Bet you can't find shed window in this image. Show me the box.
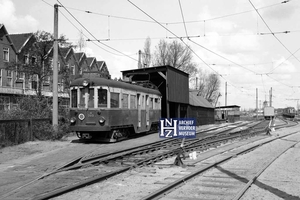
[110,92,119,108]
[98,88,107,108]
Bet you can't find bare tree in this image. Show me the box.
[142,37,151,68]
[76,30,86,52]
[196,69,221,105]
[152,39,198,76]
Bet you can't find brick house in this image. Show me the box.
[0,24,111,110]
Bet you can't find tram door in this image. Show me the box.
[146,95,149,127]
[137,93,141,128]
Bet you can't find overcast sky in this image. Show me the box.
[1,0,300,110]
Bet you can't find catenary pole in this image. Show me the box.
[53,4,59,131]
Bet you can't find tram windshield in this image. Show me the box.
[98,88,107,107]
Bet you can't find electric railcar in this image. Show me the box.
[282,107,296,118]
[69,75,161,142]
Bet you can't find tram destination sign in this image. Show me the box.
[159,118,196,138]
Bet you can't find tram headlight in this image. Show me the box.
[70,117,76,124]
[78,113,85,121]
[99,117,106,125]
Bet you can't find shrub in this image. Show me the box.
[0,96,70,142]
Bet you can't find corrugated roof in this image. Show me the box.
[189,90,214,108]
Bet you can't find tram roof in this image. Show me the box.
[70,77,161,95]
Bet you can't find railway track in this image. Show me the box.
[0,120,272,200]
[138,121,299,200]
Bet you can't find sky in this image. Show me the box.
[1,0,300,110]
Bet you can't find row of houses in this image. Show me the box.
[0,24,110,110]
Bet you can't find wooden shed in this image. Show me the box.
[215,105,240,123]
[122,65,189,118]
[188,90,215,125]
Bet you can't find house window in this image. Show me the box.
[70,65,75,75]
[58,80,64,92]
[24,54,29,64]
[31,56,36,64]
[3,47,9,62]
[0,96,10,110]
[30,75,38,90]
[6,70,12,87]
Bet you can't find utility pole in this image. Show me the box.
[53,4,59,131]
[138,50,142,69]
[269,87,272,107]
[256,88,258,119]
[225,82,227,106]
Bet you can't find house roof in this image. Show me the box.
[9,33,33,53]
[189,90,214,109]
[74,52,85,63]
[86,57,96,67]
[60,47,72,58]
[0,24,17,53]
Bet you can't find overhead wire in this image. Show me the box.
[127,0,251,95]
[249,0,300,64]
[178,0,188,38]
[41,0,130,57]
[57,0,138,62]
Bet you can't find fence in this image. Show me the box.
[0,118,51,147]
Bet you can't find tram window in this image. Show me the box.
[88,88,94,108]
[98,88,107,107]
[141,95,145,109]
[130,95,136,109]
[149,98,153,109]
[111,92,119,108]
[154,98,160,109]
[122,94,128,108]
[79,88,86,108]
[71,89,77,108]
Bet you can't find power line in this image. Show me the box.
[188,39,258,75]
[127,0,250,95]
[57,0,138,62]
[41,0,127,57]
[178,0,188,38]
[61,1,285,25]
[59,11,123,56]
[249,0,300,64]
[268,47,300,74]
